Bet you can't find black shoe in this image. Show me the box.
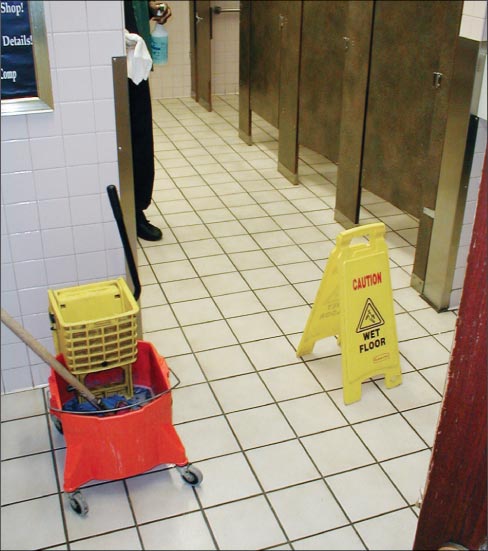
[137,213,162,241]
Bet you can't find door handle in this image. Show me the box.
[213,6,240,14]
[195,13,203,24]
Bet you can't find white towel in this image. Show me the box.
[125,30,153,85]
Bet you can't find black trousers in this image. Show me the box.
[128,78,154,214]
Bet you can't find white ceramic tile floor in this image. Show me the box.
[267,480,348,540]
[1,95,456,550]
[302,426,375,476]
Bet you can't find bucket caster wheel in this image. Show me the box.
[50,414,63,435]
[176,464,203,486]
[68,491,88,517]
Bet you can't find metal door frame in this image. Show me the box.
[111,56,142,337]
[193,0,212,111]
[189,1,197,100]
[239,0,252,144]
[419,38,484,310]
[277,2,303,184]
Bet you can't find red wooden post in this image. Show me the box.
[413,152,487,549]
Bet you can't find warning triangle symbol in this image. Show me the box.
[356,298,385,333]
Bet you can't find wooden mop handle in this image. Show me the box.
[1,308,103,411]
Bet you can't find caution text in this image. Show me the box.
[352,272,382,290]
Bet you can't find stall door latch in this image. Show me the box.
[433,71,443,88]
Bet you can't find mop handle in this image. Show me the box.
[1,308,103,411]
[106,185,141,302]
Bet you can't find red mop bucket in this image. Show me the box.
[49,340,201,515]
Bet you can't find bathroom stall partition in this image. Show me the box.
[335,1,466,311]
[353,1,463,219]
[298,1,347,165]
[239,0,482,312]
[240,0,463,224]
[239,0,347,180]
[248,0,283,129]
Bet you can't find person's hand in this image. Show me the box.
[149,1,172,24]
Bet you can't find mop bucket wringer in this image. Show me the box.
[48,277,139,401]
[44,186,202,517]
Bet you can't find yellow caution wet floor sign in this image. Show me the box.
[296,223,402,404]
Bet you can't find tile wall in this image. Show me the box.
[452,1,487,307]
[148,0,240,99]
[451,119,487,306]
[460,0,487,41]
[146,1,192,99]
[1,1,126,393]
[210,0,240,95]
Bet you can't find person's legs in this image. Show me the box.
[128,78,162,241]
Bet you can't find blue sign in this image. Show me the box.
[1,0,37,100]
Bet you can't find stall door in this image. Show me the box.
[299,1,347,163]
[250,1,285,127]
[361,0,462,218]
